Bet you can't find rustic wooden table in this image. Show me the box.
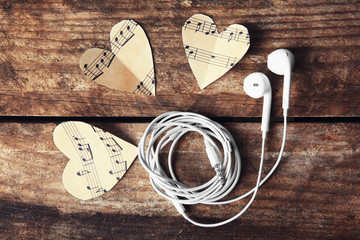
[0,0,359,239]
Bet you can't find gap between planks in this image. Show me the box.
[0,116,359,124]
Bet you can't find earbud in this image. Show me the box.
[244,72,272,134]
[267,49,295,115]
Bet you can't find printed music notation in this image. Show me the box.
[133,68,155,95]
[62,121,106,199]
[83,50,115,81]
[182,13,250,89]
[77,170,91,176]
[183,15,250,44]
[54,121,138,200]
[184,45,239,69]
[110,20,138,55]
[82,20,137,81]
[92,126,128,181]
[80,19,156,95]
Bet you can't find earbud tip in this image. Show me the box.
[244,72,268,99]
[267,49,295,75]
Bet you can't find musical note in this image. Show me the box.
[236,31,243,41]
[80,19,156,95]
[185,45,198,60]
[133,68,155,95]
[184,20,191,30]
[111,20,138,54]
[92,127,123,151]
[228,32,234,42]
[105,142,123,149]
[99,136,111,141]
[54,121,138,200]
[78,143,90,151]
[182,13,250,89]
[72,133,94,163]
[77,170,91,176]
[90,126,133,181]
[226,56,237,68]
[205,23,217,35]
[92,126,128,181]
[96,188,107,193]
[115,159,122,164]
[109,167,126,176]
[87,186,107,193]
[184,45,239,69]
[78,144,93,163]
[183,15,249,44]
[195,22,202,33]
[58,122,105,199]
[109,161,128,180]
[83,50,115,81]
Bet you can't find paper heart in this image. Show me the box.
[53,121,138,200]
[79,20,155,95]
[182,14,250,89]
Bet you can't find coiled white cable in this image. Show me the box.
[138,111,287,227]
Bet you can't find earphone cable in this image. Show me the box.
[138,111,287,227]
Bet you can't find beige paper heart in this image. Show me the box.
[53,121,138,200]
[79,20,155,95]
[182,14,250,89]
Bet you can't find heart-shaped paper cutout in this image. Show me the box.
[79,20,155,95]
[53,121,138,200]
[182,14,250,89]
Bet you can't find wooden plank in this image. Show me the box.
[0,1,359,117]
[0,121,358,238]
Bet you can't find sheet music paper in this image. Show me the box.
[53,121,138,200]
[79,20,155,95]
[182,14,250,89]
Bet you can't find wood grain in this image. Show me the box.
[0,0,359,239]
[0,121,358,238]
[0,0,359,117]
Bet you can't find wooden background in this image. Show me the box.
[0,0,359,239]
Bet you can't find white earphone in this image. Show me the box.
[138,49,295,228]
[267,49,295,116]
[244,49,295,129]
[244,72,272,135]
